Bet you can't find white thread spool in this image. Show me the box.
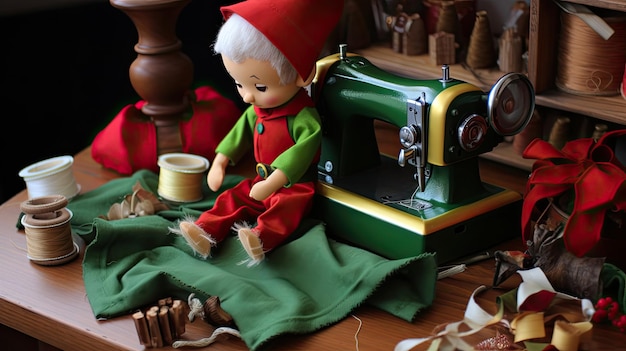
[19,155,80,200]
[158,153,209,203]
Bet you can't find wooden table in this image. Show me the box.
[1,128,622,350]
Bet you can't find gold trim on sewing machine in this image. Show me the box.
[316,180,521,235]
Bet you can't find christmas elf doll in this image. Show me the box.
[170,0,344,266]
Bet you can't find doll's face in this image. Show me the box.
[222,56,302,109]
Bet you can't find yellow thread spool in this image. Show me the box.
[20,195,78,266]
[157,153,210,203]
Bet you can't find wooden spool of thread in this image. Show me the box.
[466,10,497,69]
[157,153,209,203]
[513,108,542,155]
[556,13,626,96]
[435,1,459,43]
[20,195,78,266]
[548,116,571,150]
[18,155,80,200]
[498,27,523,73]
[592,123,609,141]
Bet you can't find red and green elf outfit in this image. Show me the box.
[194,89,320,250]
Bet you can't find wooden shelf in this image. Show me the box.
[535,89,626,124]
[356,43,507,91]
[483,142,534,171]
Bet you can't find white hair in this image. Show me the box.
[213,14,297,85]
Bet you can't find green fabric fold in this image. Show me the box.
[67,170,437,351]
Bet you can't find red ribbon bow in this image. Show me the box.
[521,129,626,257]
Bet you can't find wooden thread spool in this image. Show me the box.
[465,10,497,69]
[556,13,626,96]
[18,155,80,200]
[513,109,542,155]
[20,195,78,266]
[157,153,209,203]
[436,1,458,40]
[548,116,571,150]
[592,123,608,141]
[498,27,523,73]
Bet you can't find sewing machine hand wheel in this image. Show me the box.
[487,73,535,136]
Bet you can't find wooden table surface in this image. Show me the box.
[0,125,622,350]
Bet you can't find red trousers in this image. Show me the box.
[195,176,315,251]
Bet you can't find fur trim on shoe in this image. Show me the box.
[232,222,265,266]
[169,217,216,259]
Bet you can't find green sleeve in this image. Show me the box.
[215,106,256,165]
[272,106,322,186]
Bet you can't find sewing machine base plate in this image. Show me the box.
[313,181,522,265]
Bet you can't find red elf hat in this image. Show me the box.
[220,0,344,80]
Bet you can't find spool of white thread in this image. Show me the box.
[19,155,81,200]
[158,153,210,203]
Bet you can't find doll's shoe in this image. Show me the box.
[179,221,214,258]
[238,228,265,264]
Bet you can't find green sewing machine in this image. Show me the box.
[311,44,535,264]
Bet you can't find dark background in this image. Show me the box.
[0,0,244,203]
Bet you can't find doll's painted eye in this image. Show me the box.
[234,82,243,89]
[255,84,267,92]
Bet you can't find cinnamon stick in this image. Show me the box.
[132,311,151,346]
[146,307,163,348]
[159,306,173,345]
[171,299,186,337]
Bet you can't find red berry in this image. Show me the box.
[592,309,608,323]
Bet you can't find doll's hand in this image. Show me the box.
[249,169,288,201]
[207,153,230,191]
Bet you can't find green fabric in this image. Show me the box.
[66,170,438,351]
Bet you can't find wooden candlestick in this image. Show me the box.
[110,0,194,155]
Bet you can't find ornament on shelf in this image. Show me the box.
[402,13,427,55]
[429,32,456,65]
[386,3,426,55]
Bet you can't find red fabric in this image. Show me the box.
[91,86,241,175]
[521,130,626,257]
[518,290,557,312]
[220,0,344,80]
